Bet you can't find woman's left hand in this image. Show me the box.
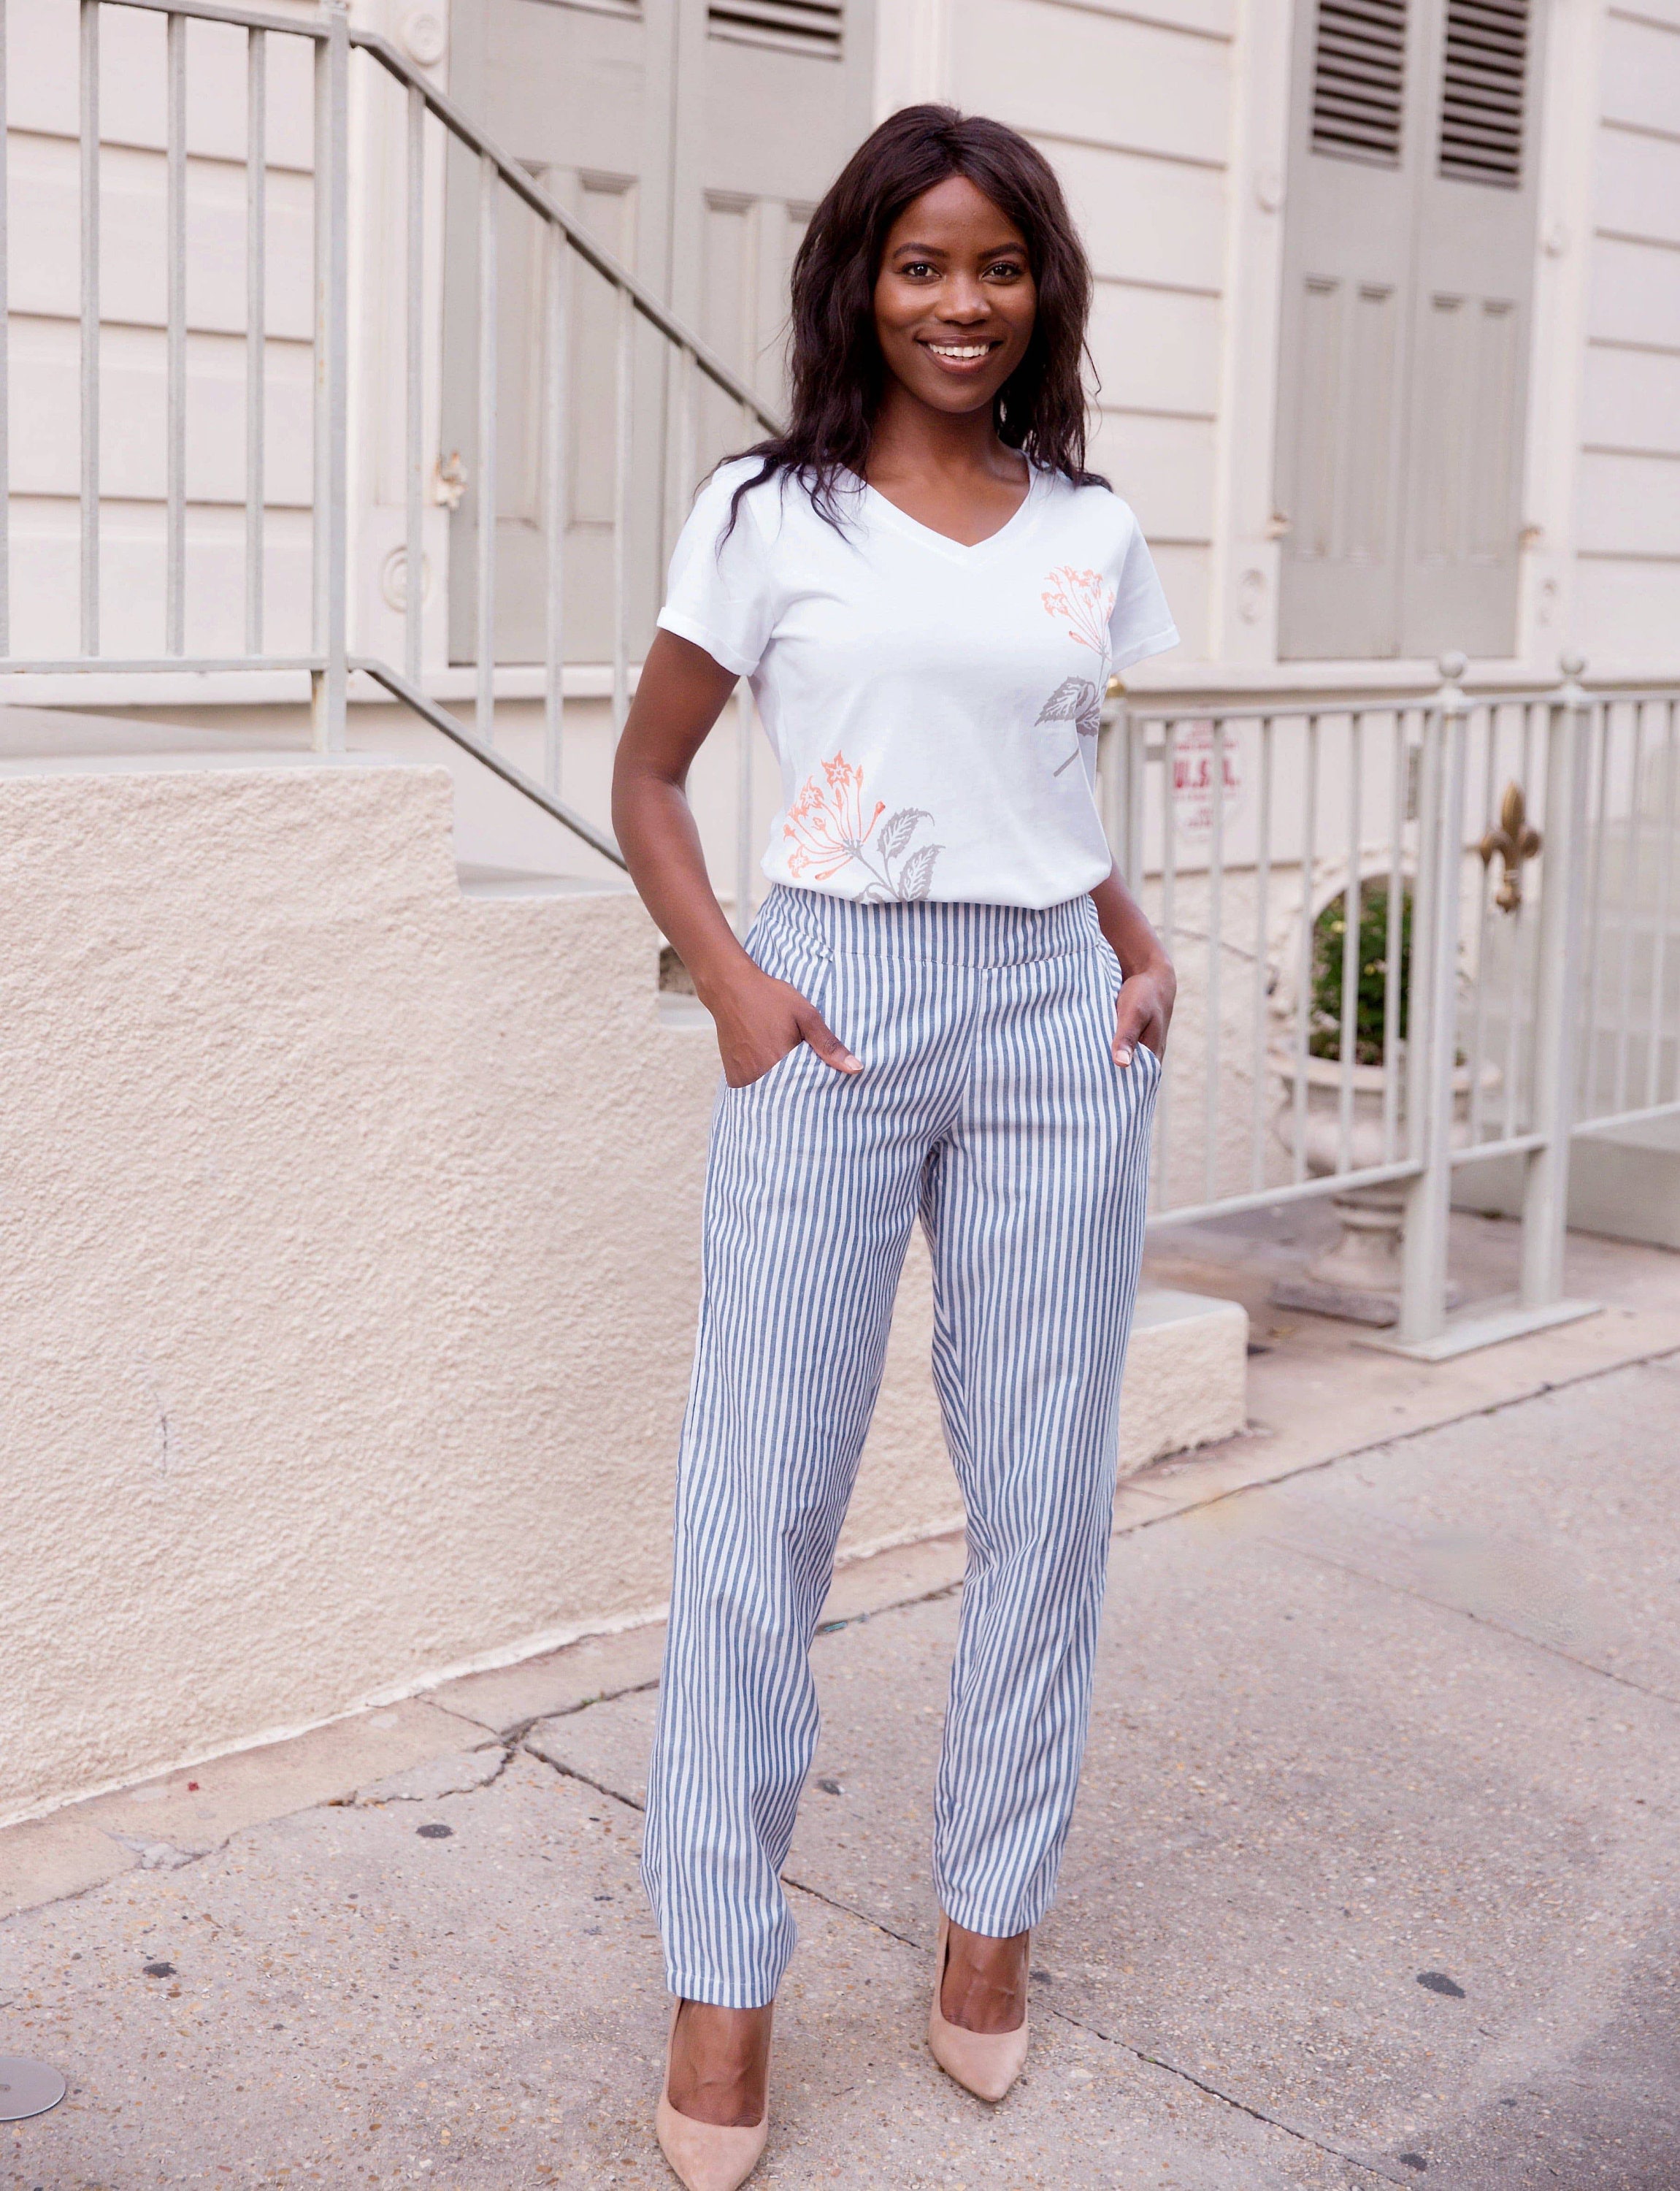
[1113,961,1174,1070]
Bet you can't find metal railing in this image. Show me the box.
[1106,657,1680,1355]
[0,0,780,870]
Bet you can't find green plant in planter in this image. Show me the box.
[1309,879,1412,1066]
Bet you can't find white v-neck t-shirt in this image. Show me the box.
[656,456,1178,909]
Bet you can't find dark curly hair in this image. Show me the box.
[725,104,1105,534]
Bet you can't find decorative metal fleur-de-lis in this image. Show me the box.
[1478,781,1541,914]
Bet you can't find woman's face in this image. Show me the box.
[872,175,1037,419]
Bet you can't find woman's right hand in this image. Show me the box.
[703,963,862,1087]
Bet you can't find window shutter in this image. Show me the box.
[1310,0,1408,167]
[1438,0,1528,186]
[707,1,843,56]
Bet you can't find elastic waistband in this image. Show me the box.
[756,884,1104,968]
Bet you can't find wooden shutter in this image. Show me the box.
[1276,0,1541,661]
[1399,0,1538,654]
[1276,0,1421,659]
[706,1,843,54]
[1311,0,1408,165]
[1438,0,1529,186]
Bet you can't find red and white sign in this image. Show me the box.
[1171,719,1244,841]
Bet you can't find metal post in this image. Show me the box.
[542,221,569,793]
[1392,655,1468,1349]
[1519,657,1592,1309]
[310,0,350,751]
[404,80,424,687]
[475,150,497,748]
[245,26,266,657]
[79,0,100,657]
[0,0,10,656]
[165,7,187,655]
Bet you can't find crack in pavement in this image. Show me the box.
[518,1740,1400,2183]
[1262,1535,1680,1711]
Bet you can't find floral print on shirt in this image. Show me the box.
[1037,565,1116,776]
[785,752,943,902]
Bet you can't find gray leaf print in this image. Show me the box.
[877,807,932,860]
[898,844,944,901]
[1035,676,1093,724]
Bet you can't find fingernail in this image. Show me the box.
[842,1053,861,1071]
[1115,1045,1132,1067]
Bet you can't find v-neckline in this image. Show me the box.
[853,464,1043,563]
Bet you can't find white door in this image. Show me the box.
[442,0,875,666]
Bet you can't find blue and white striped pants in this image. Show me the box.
[641,884,1158,2007]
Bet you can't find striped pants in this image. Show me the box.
[641,884,1158,2007]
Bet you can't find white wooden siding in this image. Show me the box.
[1576,1,1680,665]
[6,0,320,662]
[949,0,1232,655]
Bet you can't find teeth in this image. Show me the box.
[927,343,991,359]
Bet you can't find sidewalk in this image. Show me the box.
[5,1217,1679,2188]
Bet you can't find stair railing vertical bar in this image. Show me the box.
[1395,662,1469,1348]
[610,283,633,743]
[1249,713,1274,1192]
[310,0,348,750]
[1379,708,1407,1166]
[1518,656,1592,1314]
[0,0,9,656]
[165,8,187,654]
[1649,700,1679,1110]
[1291,713,1319,1185]
[1203,716,1225,1203]
[1579,693,1614,1120]
[1503,697,1539,1144]
[245,26,265,657]
[1466,697,1497,1144]
[1157,717,1178,1204]
[80,0,99,655]
[542,217,570,795]
[475,150,497,749]
[1613,696,1646,1117]
[1656,706,1680,1113]
[403,78,423,687]
[1337,709,1363,1175]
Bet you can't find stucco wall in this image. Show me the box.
[0,758,972,1826]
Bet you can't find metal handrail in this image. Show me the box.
[0,0,782,870]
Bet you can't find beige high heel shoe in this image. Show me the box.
[927,1913,1030,2103]
[655,2001,770,2191]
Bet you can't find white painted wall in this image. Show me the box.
[0,752,1238,1825]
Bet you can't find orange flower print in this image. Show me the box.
[1037,565,1116,776]
[784,752,943,901]
[1040,566,1116,656]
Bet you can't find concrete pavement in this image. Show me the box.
[4,1235,1679,2187]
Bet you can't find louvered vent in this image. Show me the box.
[707,2,843,56]
[1439,0,1527,186]
[1311,0,1408,167]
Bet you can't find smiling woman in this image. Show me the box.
[610,104,1180,2191]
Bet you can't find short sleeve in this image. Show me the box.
[656,462,780,678]
[1108,513,1179,673]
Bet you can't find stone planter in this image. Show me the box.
[1268,1051,1493,1324]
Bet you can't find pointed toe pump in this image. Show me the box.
[927,1913,1030,2103]
[655,2005,769,2191]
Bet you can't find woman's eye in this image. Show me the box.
[902,260,937,278]
[985,261,1026,281]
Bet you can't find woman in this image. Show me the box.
[612,104,1178,2191]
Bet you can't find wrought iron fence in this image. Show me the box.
[1106,661,1680,1355]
